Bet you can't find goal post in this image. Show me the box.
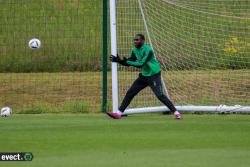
[110,0,250,114]
[110,0,119,112]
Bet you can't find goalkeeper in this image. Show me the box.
[107,34,182,119]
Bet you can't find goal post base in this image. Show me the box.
[123,105,250,115]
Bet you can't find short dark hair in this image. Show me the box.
[135,34,145,40]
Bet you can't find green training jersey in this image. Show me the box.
[126,44,161,77]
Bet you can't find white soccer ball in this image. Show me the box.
[1,107,12,117]
[28,38,41,49]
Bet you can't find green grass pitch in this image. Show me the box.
[1,114,250,167]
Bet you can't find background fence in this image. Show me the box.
[1,0,249,114]
[0,0,107,113]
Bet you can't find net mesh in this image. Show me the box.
[116,0,250,109]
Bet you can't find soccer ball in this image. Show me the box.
[28,38,41,49]
[0,107,12,117]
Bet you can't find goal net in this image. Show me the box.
[111,0,250,114]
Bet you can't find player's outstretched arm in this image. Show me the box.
[126,50,153,68]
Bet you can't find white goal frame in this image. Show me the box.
[110,0,250,115]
